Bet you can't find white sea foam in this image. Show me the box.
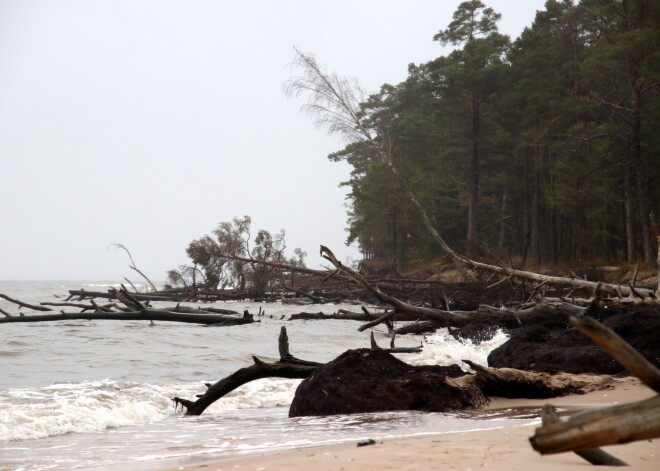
[0,281,517,470]
[0,377,301,442]
[406,328,510,370]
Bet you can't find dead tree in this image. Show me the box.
[319,246,594,330]
[110,243,158,292]
[0,288,254,326]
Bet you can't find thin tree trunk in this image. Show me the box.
[467,92,480,252]
[623,162,636,263]
[532,144,541,264]
[626,51,653,264]
[497,181,508,251]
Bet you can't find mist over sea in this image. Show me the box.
[0,281,529,471]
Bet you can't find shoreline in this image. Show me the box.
[159,378,658,471]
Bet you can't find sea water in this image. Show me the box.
[0,281,528,471]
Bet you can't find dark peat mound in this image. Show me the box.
[289,348,485,417]
[488,305,660,375]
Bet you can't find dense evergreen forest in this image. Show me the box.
[329,0,659,269]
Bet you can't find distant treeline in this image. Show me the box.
[330,0,659,267]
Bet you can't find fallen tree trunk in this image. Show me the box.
[289,311,372,321]
[1,287,254,326]
[455,255,656,300]
[67,290,177,302]
[540,404,627,466]
[395,320,440,335]
[530,394,660,453]
[162,305,240,315]
[0,309,254,326]
[463,360,613,399]
[320,246,596,331]
[173,327,321,415]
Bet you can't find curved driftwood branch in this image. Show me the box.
[110,243,158,292]
[173,327,320,416]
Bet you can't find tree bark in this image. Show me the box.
[540,404,627,466]
[530,394,660,454]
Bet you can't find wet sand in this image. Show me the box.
[162,378,659,471]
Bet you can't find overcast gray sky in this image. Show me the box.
[0,0,547,281]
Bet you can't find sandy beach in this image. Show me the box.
[162,378,658,471]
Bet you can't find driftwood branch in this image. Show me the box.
[530,394,660,454]
[568,316,660,393]
[67,289,177,303]
[0,309,254,326]
[173,327,320,416]
[540,404,627,466]
[0,293,52,312]
[369,331,422,353]
[456,254,656,299]
[110,243,158,292]
[317,248,596,331]
[530,315,660,456]
[463,360,612,399]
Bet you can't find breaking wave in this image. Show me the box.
[0,377,301,442]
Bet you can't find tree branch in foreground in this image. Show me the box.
[530,316,660,455]
[540,404,627,466]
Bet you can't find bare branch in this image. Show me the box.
[109,244,158,292]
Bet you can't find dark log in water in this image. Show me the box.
[0,309,254,326]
